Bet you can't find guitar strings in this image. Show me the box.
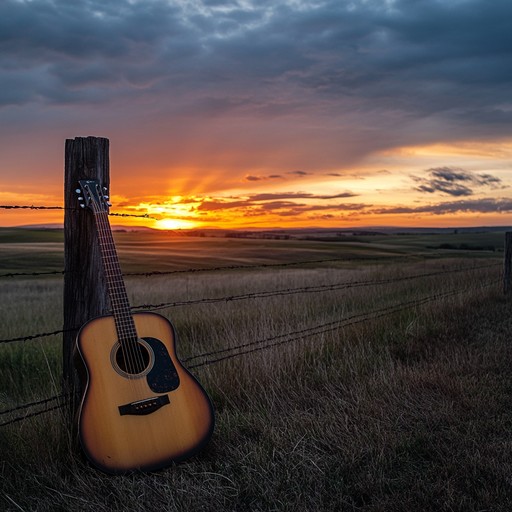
[96,208,143,379]
[97,209,144,377]
[90,193,131,374]
[90,184,146,382]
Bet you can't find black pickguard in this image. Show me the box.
[143,336,180,393]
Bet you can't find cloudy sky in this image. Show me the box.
[1,0,512,228]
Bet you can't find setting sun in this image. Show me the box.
[155,218,199,230]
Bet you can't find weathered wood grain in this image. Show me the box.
[63,136,110,395]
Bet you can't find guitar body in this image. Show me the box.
[76,311,214,474]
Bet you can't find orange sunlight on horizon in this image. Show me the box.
[118,137,512,230]
[2,138,512,230]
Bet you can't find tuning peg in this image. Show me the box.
[80,204,86,209]
[75,188,81,194]
[78,196,84,201]
[107,202,112,207]
[103,195,109,200]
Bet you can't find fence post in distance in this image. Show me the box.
[63,136,111,406]
[504,232,512,295]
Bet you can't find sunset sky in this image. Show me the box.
[1,0,512,229]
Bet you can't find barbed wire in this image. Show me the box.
[0,328,74,345]
[132,262,500,312]
[0,402,66,428]
[124,258,348,277]
[0,257,388,280]
[0,394,63,417]
[0,277,498,427]
[0,394,68,428]
[0,205,64,210]
[0,270,65,278]
[130,260,501,278]
[0,257,353,279]
[109,212,155,219]
[0,255,501,280]
[0,204,155,219]
[0,263,500,345]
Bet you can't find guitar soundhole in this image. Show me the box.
[111,339,154,377]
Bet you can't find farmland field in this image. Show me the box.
[0,227,505,273]
[1,227,511,511]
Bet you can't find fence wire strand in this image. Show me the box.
[0,257,388,279]
[0,204,155,219]
[0,245,501,281]
[0,402,66,428]
[0,394,64,417]
[0,328,74,345]
[133,262,500,312]
[0,270,65,278]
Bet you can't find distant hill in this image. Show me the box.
[181,225,512,240]
[9,223,512,238]
[16,223,64,230]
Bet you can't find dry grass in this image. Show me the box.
[1,241,510,511]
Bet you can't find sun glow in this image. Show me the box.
[155,218,199,230]
[130,198,202,230]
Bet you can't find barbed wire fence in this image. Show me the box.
[0,275,501,428]
[0,239,502,427]
[0,173,508,430]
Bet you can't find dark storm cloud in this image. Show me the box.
[2,1,509,110]
[301,0,512,122]
[0,0,199,105]
[1,0,512,165]
[413,167,503,197]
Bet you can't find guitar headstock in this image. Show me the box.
[76,179,112,213]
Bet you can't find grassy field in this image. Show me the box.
[1,228,511,511]
[0,227,506,273]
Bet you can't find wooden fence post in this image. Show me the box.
[504,232,512,295]
[63,136,110,400]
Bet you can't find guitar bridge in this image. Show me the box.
[118,394,170,416]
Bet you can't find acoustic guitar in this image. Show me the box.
[74,179,214,474]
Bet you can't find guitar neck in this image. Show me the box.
[93,210,137,342]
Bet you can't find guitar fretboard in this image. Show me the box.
[93,210,137,345]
